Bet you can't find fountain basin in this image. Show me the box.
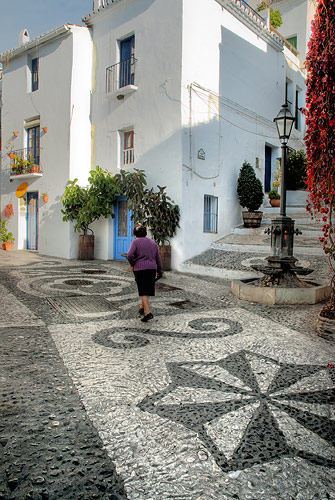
[231,278,331,305]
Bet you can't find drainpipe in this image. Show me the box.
[188,83,193,172]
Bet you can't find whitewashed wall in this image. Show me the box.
[178,0,289,262]
[88,0,184,262]
[1,26,92,258]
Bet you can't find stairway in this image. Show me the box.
[180,205,329,282]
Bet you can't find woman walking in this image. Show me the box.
[127,224,162,322]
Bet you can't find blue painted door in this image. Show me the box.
[27,192,38,250]
[120,36,135,87]
[114,196,134,260]
[265,146,272,192]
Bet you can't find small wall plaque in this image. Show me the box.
[197,148,206,160]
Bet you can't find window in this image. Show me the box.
[120,36,135,88]
[286,35,297,50]
[295,89,302,130]
[122,130,134,165]
[285,79,294,113]
[32,58,39,92]
[27,125,40,164]
[203,195,218,233]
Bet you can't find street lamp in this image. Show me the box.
[258,104,307,284]
[273,104,295,217]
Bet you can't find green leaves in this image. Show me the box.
[0,219,15,242]
[61,167,180,244]
[305,0,335,309]
[237,161,264,212]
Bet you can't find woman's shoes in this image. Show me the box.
[141,312,153,322]
[139,307,145,315]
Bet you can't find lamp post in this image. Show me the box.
[262,104,305,282]
[273,103,295,217]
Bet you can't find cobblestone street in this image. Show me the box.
[0,251,334,500]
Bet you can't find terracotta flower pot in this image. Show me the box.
[43,195,48,203]
[270,199,280,207]
[3,241,14,251]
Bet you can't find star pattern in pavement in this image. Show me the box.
[138,350,335,472]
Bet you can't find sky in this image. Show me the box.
[0,0,93,55]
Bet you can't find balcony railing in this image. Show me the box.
[237,0,265,24]
[270,26,299,57]
[123,147,135,166]
[106,56,137,95]
[9,149,43,177]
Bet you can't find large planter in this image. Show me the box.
[270,199,280,208]
[78,235,94,260]
[242,211,263,228]
[316,311,335,341]
[2,242,14,251]
[158,245,171,271]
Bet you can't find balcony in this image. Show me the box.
[238,0,265,24]
[106,56,138,98]
[9,149,43,179]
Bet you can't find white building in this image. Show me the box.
[0,25,92,258]
[85,0,307,266]
[0,0,309,267]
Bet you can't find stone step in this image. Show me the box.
[214,231,324,254]
[232,224,323,238]
[263,206,307,214]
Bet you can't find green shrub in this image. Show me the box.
[286,150,307,190]
[257,2,283,28]
[268,189,280,200]
[237,161,264,212]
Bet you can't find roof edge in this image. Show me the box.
[217,0,284,52]
[82,0,124,24]
[0,24,74,63]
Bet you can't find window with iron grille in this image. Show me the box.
[123,130,134,166]
[295,89,302,130]
[203,195,218,233]
[32,58,39,92]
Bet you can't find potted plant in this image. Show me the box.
[268,189,280,207]
[42,192,48,203]
[11,154,25,175]
[61,171,116,260]
[113,169,180,270]
[237,161,264,228]
[0,219,15,251]
[144,185,180,270]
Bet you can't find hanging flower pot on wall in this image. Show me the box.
[42,193,48,203]
[4,204,14,218]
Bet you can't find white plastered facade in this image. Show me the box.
[0,0,307,267]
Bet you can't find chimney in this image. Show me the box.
[18,29,30,45]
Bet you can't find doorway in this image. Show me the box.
[265,146,272,192]
[27,192,38,250]
[114,196,134,260]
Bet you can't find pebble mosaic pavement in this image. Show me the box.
[0,252,334,500]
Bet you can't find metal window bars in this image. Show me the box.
[106,56,137,94]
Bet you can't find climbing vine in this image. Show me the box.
[304,0,335,316]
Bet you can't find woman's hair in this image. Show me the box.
[133,225,147,237]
